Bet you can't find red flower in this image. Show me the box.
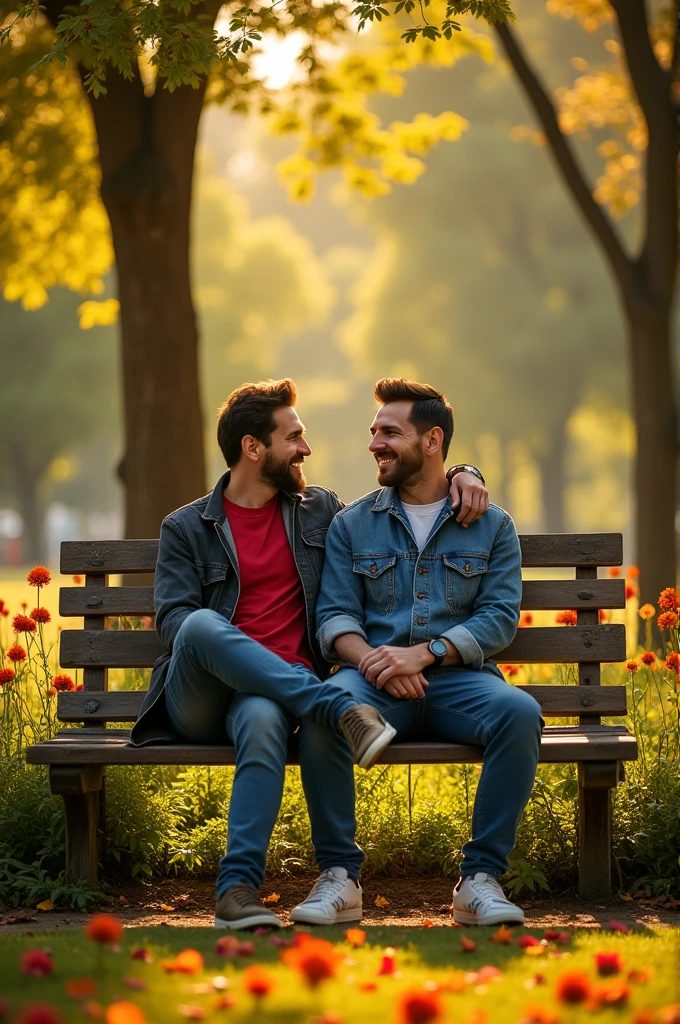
[627,565,640,578]
[7,644,27,662]
[31,607,51,624]
[13,614,37,634]
[377,947,398,973]
[555,970,591,1004]
[595,951,624,976]
[52,675,76,692]
[130,949,153,964]
[48,687,57,696]
[73,575,83,584]
[665,652,680,670]
[555,610,577,625]
[398,988,443,1024]
[658,587,679,611]
[640,652,656,666]
[500,664,519,677]
[544,929,570,944]
[625,583,639,600]
[16,1005,63,1024]
[0,667,16,685]
[658,611,679,630]
[21,950,54,977]
[607,921,629,933]
[282,935,341,988]
[85,914,123,946]
[76,682,84,690]
[607,567,621,577]
[590,978,631,1007]
[598,609,608,623]
[519,1008,559,1024]
[242,965,274,999]
[66,979,97,1000]
[519,612,533,627]
[517,935,541,948]
[626,660,639,674]
[27,566,51,588]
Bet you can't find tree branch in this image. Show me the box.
[494,21,633,296]
[609,0,670,128]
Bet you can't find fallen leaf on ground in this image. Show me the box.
[491,926,512,944]
[374,895,390,908]
[160,904,175,912]
[262,893,280,904]
[345,928,366,948]
[36,900,54,912]
[421,919,434,928]
[460,935,477,952]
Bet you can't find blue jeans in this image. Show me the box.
[335,666,543,879]
[164,609,363,895]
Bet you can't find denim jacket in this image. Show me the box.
[130,471,341,746]
[315,488,521,674]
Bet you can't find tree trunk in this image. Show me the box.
[12,455,45,565]
[86,74,207,538]
[536,418,568,534]
[627,301,677,605]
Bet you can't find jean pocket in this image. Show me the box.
[444,554,488,613]
[352,554,397,614]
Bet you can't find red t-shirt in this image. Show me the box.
[223,493,314,671]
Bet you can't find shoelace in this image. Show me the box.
[473,876,510,906]
[305,871,347,905]
[228,883,262,908]
[341,707,377,746]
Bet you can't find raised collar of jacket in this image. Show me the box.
[200,470,304,522]
[371,486,454,513]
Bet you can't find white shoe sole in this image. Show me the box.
[453,907,525,926]
[357,722,397,769]
[214,912,283,929]
[290,906,363,925]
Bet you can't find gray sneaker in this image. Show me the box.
[340,704,396,769]
[214,883,283,930]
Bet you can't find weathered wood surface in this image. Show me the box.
[58,579,626,619]
[578,763,613,897]
[60,533,623,575]
[56,684,629,723]
[27,727,638,766]
[59,623,627,669]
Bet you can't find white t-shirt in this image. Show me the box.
[401,498,448,550]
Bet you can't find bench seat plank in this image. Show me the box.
[27,727,638,766]
[56,685,629,722]
[58,623,626,668]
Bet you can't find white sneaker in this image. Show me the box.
[453,872,525,926]
[290,868,363,925]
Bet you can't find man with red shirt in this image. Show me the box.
[131,379,488,929]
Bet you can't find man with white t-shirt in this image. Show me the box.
[316,377,544,925]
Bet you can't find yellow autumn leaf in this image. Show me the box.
[262,893,280,904]
[160,904,175,912]
[36,899,54,911]
[77,298,120,330]
[374,895,390,908]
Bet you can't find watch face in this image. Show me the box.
[430,639,448,658]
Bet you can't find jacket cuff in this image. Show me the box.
[441,624,484,670]
[317,614,368,661]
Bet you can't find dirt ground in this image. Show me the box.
[1,877,678,933]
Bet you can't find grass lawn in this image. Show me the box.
[0,921,676,1023]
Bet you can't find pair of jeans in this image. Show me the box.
[335,666,543,878]
[163,609,363,895]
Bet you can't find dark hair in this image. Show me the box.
[217,378,298,467]
[374,377,454,460]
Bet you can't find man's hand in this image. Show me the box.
[383,673,429,699]
[449,471,489,528]
[359,643,432,688]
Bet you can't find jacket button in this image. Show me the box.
[465,562,471,572]
[416,617,425,625]
[370,564,378,573]
[416,593,425,599]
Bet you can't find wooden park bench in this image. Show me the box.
[27,533,637,899]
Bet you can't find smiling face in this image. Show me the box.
[259,405,311,493]
[368,401,428,488]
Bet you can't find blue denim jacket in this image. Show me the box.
[315,488,521,673]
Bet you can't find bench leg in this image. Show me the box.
[578,762,617,898]
[50,766,104,884]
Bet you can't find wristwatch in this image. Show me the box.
[428,638,449,668]
[447,464,486,486]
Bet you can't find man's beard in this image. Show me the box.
[375,443,424,489]
[261,450,307,494]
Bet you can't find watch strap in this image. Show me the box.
[447,464,486,486]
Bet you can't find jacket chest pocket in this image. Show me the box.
[444,555,488,614]
[352,555,397,615]
[197,563,229,610]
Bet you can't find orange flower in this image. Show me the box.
[519,1007,559,1024]
[594,951,624,976]
[21,950,54,977]
[66,979,97,1000]
[627,968,654,983]
[607,567,621,577]
[7,644,26,662]
[85,914,123,947]
[162,949,204,975]
[665,652,680,670]
[625,583,639,600]
[519,612,533,627]
[27,566,51,588]
[500,664,519,677]
[243,965,274,999]
[345,927,366,947]
[213,995,236,1011]
[626,660,639,674]
[490,925,512,944]
[358,981,378,992]
[639,604,655,620]
[31,607,51,624]
[555,970,591,1004]
[555,610,577,625]
[282,935,342,988]
[16,1005,63,1024]
[0,667,16,685]
[590,978,631,1007]
[215,936,239,959]
[659,1005,680,1024]
[658,611,678,630]
[640,652,656,666]
[658,588,679,611]
[398,988,444,1024]
[52,675,76,692]
[627,565,640,578]
[105,1002,146,1024]
[598,609,608,623]
[13,614,36,634]
[48,687,57,696]
[73,575,83,584]
[460,935,477,952]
